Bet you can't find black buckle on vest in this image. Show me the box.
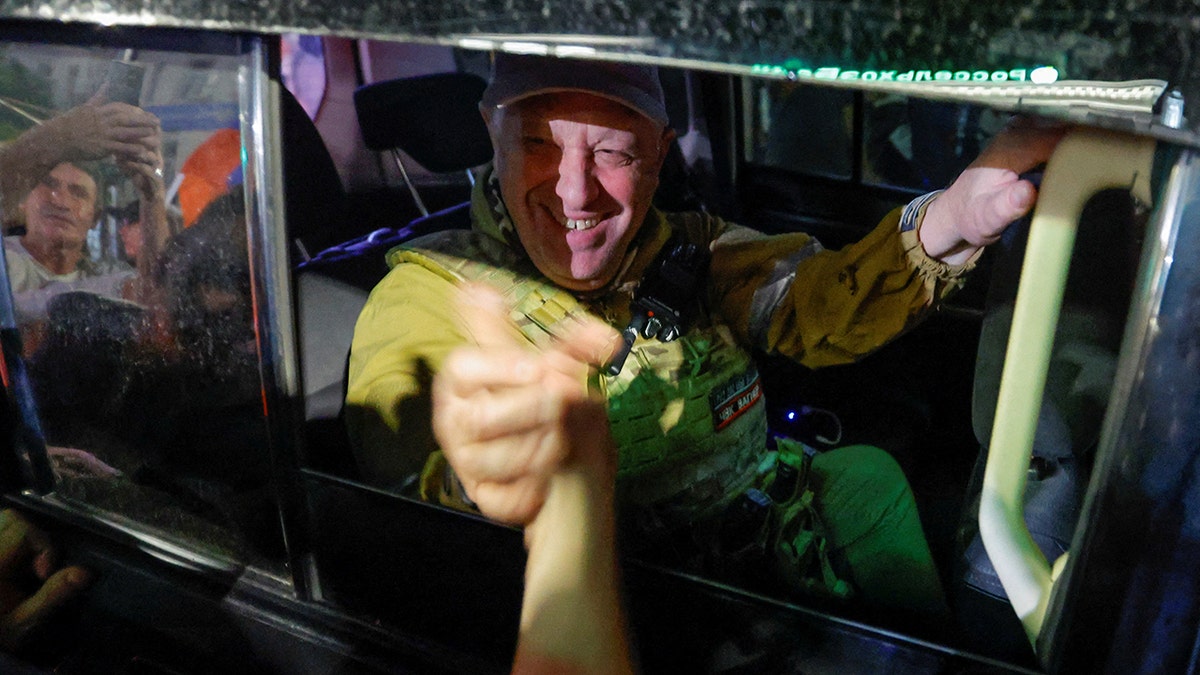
[606,237,710,376]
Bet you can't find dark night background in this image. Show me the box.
[0,0,1197,126]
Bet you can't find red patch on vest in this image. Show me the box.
[710,371,762,431]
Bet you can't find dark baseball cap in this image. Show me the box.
[480,53,669,128]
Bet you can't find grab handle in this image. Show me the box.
[979,128,1156,645]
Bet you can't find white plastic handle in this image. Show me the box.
[979,127,1156,646]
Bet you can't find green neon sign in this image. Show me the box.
[751,64,1061,85]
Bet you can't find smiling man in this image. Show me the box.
[486,88,670,292]
[345,53,1063,625]
[21,164,97,266]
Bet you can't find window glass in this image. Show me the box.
[861,93,1009,192]
[743,78,1010,193]
[743,79,855,180]
[0,38,283,573]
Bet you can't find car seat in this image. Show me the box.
[352,71,492,224]
[296,72,492,478]
[281,86,350,266]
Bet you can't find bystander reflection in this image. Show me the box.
[0,93,167,325]
[0,92,273,560]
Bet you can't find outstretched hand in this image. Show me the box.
[920,117,1069,264]
[0,509,91,652]
[433,287,633,674]
[431,284,621,527]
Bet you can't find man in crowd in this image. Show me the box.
[0,97,166,323]
[346,54,1063,621]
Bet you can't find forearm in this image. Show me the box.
[515,464,631,675]
[716,207,975,368]
[0,124,70,217]
[130,180,169,302]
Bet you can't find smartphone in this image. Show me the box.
[104,60,145,106]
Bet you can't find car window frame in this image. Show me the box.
[2,16,1198,674]
[0,21,304,590]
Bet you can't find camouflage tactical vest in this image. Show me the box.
[393,229,768,532]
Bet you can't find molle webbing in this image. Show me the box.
[389,235,591,351]
[394,232,767,523]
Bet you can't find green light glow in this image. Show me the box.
[750,64,1061,85]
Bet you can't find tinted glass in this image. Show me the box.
[744,79,855,180]
[861,93,1007,192]
[743,78,1009,193]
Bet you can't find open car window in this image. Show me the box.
[296,43,997,647]
[0,34,288,578]
[289,38,1181,668]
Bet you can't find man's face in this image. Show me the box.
[20,162,98,251]
[487,92,671,292]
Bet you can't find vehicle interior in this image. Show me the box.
[295,40,1138,663]
[0,18,1194,675]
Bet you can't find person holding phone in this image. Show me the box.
[0,82,167,323]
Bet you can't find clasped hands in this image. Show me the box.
[431,285,622,531]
